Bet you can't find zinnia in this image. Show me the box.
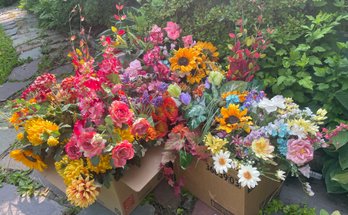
[112,140,134,168]
[286,139,314,165]
[109,100,134,127]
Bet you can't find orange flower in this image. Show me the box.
[161,97,178,122]
[146,127,157,141]
[215,104,252,133]
[155,120,169,138]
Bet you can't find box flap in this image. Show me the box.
[120,147,163,192]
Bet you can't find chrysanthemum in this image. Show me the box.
[55,157,89,185]
[215,104,252,133]
[204,133,228,154]
[170,48,200,73]
[66,175,99,208]
[212,150,232,174]
[9,112,21,130]
[10,149,47,172]
[186,69,207,85]
[251,137,274,160]
[24,118,59,146]
[237,165,261,189]
[288,118,319,136]
[87,155,112,174]
[194,41,219,62]
[17,133,24,141]
[47,136,59,146]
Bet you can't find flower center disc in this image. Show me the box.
[227,116,240,124]
[243,171,252,180]
[178,57,189,66]
[219,158,226,166]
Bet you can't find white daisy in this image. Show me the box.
[212,150,232,174]
[276,170,286,181]
[237,165,261,189]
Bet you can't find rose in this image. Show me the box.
[167,83,181,98]
[286,139,313,165]
[78,133,106,158]
[182,35,193,47]
[164,21,181,40]
[208,71,224,86]
[112,140,134,168]
[132,118,151,136]
[109,100,134,127]
[65,136,82,160]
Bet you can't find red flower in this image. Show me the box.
[109,100,134,127]
[161,97,178,122]
[131,118,151,137]
[155,120,169,138]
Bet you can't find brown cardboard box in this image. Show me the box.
[41,147,164,215]
[176,159,281,215]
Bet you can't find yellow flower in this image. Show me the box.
[216,104,252,133]
[9,112,21,130]
[194,41,219,61]
[55,156,89,185]
[10,149,47,172]
[204,133,228,154]
[17,133,24,141]
[313,108,327,124]
[66,175,99,208]
[186,69,207,85]
[87,155,112,174]
[24,118,59,146]
[47,136,59,146]
[288,118,319,136]
[251,137,274,160]
[170,48,200,73]
[114,128,134,143]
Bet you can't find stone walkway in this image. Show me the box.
[0,6,73,102]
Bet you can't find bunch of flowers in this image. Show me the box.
[6,5,328,209]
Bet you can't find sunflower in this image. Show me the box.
[10,149,47,172]
[24,118,59,146]
[170,48,200,73]
[87,154,112,174]
[215,104,252,133]
[186,69,207,85]
[194,41,219,62]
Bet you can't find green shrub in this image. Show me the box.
[0,26,19,84]
[0,0,18,7]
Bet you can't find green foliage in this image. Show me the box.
[0,0,17,6]
[258,7,348,126]
[0,168,42,197]
[0,26,19,84]
[323,128,348,194]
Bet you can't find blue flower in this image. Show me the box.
[180,92,191,105]
[277,138,288,156]
[226,95,240,107]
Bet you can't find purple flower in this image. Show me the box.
[152,96,163,107]
[158,82,168,92]
[141,91,151,105]
[204,79,211,89]
[180,92,191,105]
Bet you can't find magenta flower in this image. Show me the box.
[149,25,164,45]
[65,136,82,160]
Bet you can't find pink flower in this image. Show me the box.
[143,46,161,66]
[149,25,164,45]
[132,118,151,136]
[182,35,193,47]
[78,132,106,158]
[112,140,134,168]
[164,22,181,40]
[286,139,314,166]
[65,136,82,160]
[109,100,134,127]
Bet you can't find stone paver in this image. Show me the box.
[78,202,155,215]
[49,64,73,76]
[12,31,39,47]
[192,200,220,215]
[4,27,17,36]
[0,81,30,102]
[0,127,17,154]
[153,180,180,209]
[19,47,42,60]
[0,184,65,215]
[8,60,39,81]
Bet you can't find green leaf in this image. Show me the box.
[331,210,342,215]
[219,81,248,94]
[91,156,100,166]
[296,53,309,68]
[332,171,348,184]
[317,83,329,91]
[331,130,348,149]
[312,46,326,53]
[313,67,327,77]
[298,76,314,90]
[179,150,193,170]
[335,90,348,111]
[339,144,348,169]
[324,161,347,193]
[337,42,348,49]
[295,44,310,52]
[309,56,322,65]
[276,76,287,86]
[320,209,330,215]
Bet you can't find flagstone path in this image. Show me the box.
[0,4,348,215]
[0,6,73,102]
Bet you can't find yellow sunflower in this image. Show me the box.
[170,48,200,73]
[215,104,252,133]
[194,41,219,62]
[87,154,112,174]
[24,118,59,146]
[186,69,207,85]
[10,149,47,172]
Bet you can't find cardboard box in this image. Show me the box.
[41,146,163,215]
[176,159,281,215]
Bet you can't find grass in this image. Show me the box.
[0,26,19,84]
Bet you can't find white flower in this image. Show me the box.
[212,150,232,174]
[276,170,286,181]
[271,95,286,109]
[237,165,261,189]
[258,96,286,113]
[289,125,306,139]
[304,182,315,196]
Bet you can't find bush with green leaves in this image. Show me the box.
[0,0,18,7]
[0,26,19,84]
[257,6,348,126]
